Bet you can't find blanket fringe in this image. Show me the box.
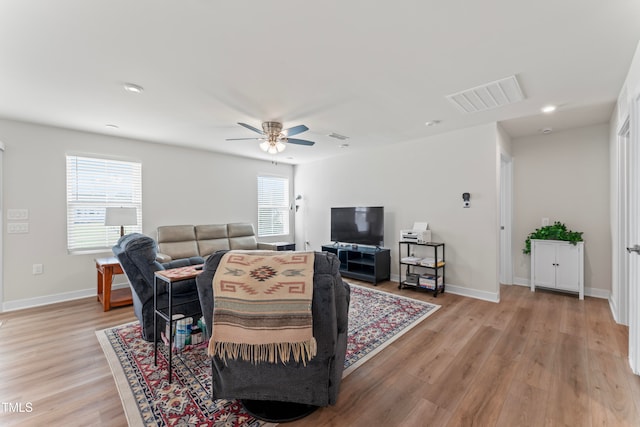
[209,337,318,366]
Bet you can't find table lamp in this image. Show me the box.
[105,207,137,237]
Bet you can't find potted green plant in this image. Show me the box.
[523,221,583,254]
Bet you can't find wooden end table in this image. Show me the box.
[95,257,133,311]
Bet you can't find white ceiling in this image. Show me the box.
[1,1,639,164]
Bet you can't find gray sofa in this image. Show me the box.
[156,223,277,263]
[113,233,203,341]
[196,250,351,407]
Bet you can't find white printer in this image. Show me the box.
[400,222,432,244]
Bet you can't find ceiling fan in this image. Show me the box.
[226,121,315,154]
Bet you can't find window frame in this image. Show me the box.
[66,155,142,254]
[257,175,290,238]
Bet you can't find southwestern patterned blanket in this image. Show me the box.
[209,251,317,365]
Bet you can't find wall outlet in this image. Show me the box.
[32,264,43,275]
[542,218,549,227]
[8,223,29,233]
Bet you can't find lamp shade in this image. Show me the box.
[105,207,137,226]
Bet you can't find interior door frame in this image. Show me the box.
[499,152,514,285]
[614,118,630,325]
[629,94,640,375]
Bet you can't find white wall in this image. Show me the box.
[512,124,611,295]
[0,118,293,308]
[294,123,501,301]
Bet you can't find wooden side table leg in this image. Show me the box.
[103,266,113,312]
[97,269,103,301]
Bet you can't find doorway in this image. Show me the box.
[500,153,513,286]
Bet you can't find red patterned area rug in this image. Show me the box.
[96,284,440,427]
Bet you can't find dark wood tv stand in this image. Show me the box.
[321,244,391,285]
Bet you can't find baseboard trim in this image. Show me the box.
[444,284,500,303]
[609,297,620,324]
[585,287,610,300]
[511,276,609,300]
[390,274,499,303]
[513,276,530,286]
[2,283,129,312]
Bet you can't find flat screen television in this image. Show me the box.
[331,206,384,247]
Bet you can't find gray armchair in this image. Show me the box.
[112,233,203,341]
[196,250,350,413]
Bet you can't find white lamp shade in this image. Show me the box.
[105,207,137,226]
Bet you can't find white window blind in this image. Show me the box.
[257,175,289,237]
[66,155,142,253]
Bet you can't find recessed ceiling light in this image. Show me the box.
[541,127,553,134]
[339,144,349,149]
[105,124,119,129]
[123,83,144,93]
[425,120,441,127]
[541,105,556,113]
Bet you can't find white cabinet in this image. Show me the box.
[530,239,584,299]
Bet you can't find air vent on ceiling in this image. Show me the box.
[446,75,525,113]
[328,132,349,140]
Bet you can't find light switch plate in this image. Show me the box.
[8,223,29,233]
[32,264,43,275]
[7,209,29,220]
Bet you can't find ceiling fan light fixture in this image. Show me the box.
[230,121,313,154]
[261,140,287,155]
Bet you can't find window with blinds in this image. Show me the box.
[66,155,142,253]
[257,175,289,237]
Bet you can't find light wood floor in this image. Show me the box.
[1,282,639,426]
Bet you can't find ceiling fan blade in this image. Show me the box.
[282,124,309,137]
[237,122,265,135]
[287,138,315,146]
[225,137,263,141]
